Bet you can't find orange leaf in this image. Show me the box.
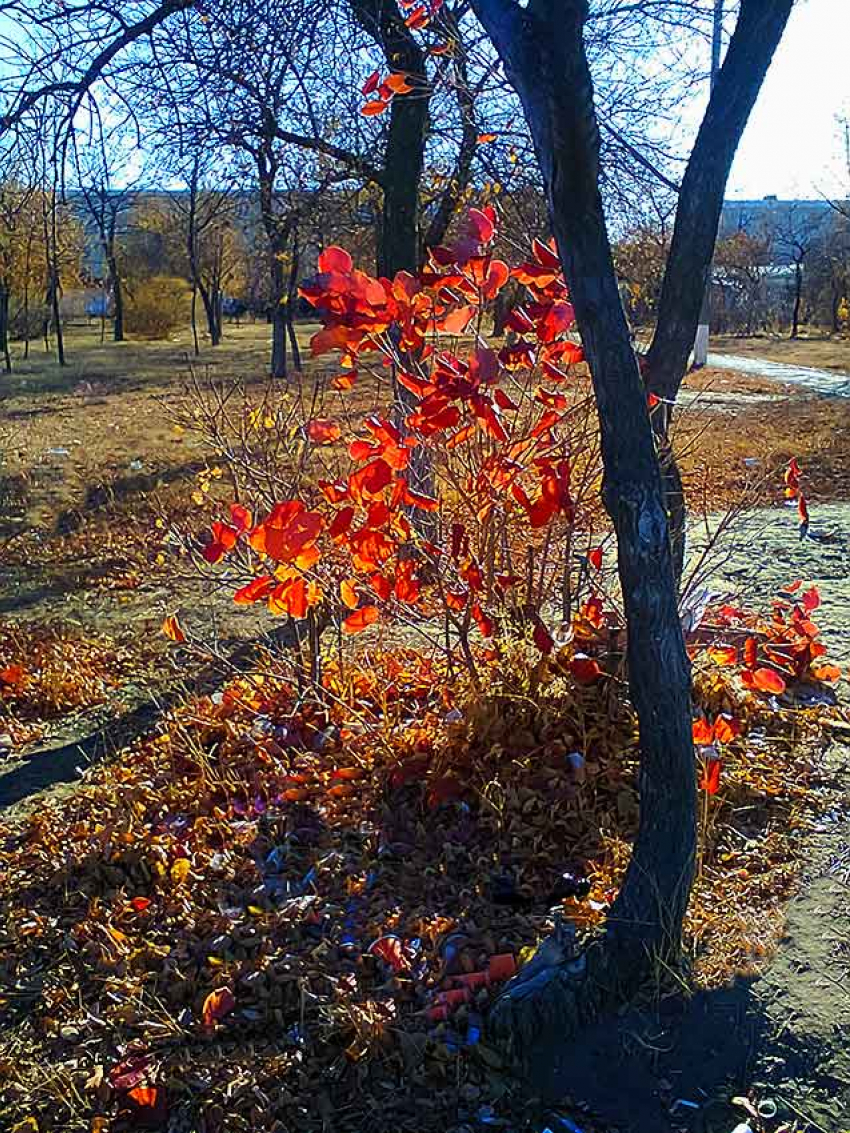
[307,418,341,444]
[202,986,236,1028]
[742,667,786,695]
[438,304,476,335]
[233,576,275,604]
[708,644,737,666]
[743,636,758,669]
[0,663,26,687]
[340,578,359,609]
[361,99,389,116]
[713,714,742,744]
[385,72,414,94]
[162,615,185,643]
[811,663,841,682]
[476,132,497,143]
[699,758,722,795]
[343,605,379,634]
[692,718,714,746]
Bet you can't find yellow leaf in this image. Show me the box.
[12,1120,39,1133]
[170,858,191,885]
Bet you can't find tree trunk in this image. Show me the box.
[791,260,803,338]
[0,284,11,373]
[350,0,427,278]
[110,259,124,343]
[469,0,691,1072]
[191,282,200,356]
[285,225,302,372]
[256,153,289,380]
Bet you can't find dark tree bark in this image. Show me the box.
[256,148,290,380]
[0,284,11,372]
[285,223,302,372]
[790,257,803,339]
[470,0,791,1075]
[349,0,428,278]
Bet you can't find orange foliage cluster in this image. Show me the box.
[190,211,620,664]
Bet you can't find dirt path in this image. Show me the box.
[708,352,850,397]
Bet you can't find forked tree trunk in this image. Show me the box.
[471,0,791,1074]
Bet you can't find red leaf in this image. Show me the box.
[349,457,393,500]
[587,545,603,570]
[233,576,275,604]
[570,655,602,684]
[370,572,392,601]
[742,667,786,695]
[229,503,252,533]
[699,758,722,795]
[494,388,518,411]
[404,3,429,28]
[692,718,714,746]
[532,237,561,269]
[472,603,495,637]
[369,935,409,971]
[0,663,26,687]
[329,506,355,539]
[801,585,820,612]
[467,206,496,244]
[202,987,236,1028]
[343,605,379,634]
[129,896,151,913]
[533,621,554,655]
[109,1054,152,1091]
[317,246,353,274]
[743,636,758,670]
[203,521,239,564]
[361,69,380,96]
[307,418,341,444]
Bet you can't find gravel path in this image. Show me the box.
[708,352,850,397]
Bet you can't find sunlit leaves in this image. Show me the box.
[162,615,185,643]
[343,605,379,635]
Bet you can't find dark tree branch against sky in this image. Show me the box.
[0,0,196,136]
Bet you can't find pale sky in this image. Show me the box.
[725,0,850,201]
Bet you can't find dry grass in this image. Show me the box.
[711,331,850,372]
